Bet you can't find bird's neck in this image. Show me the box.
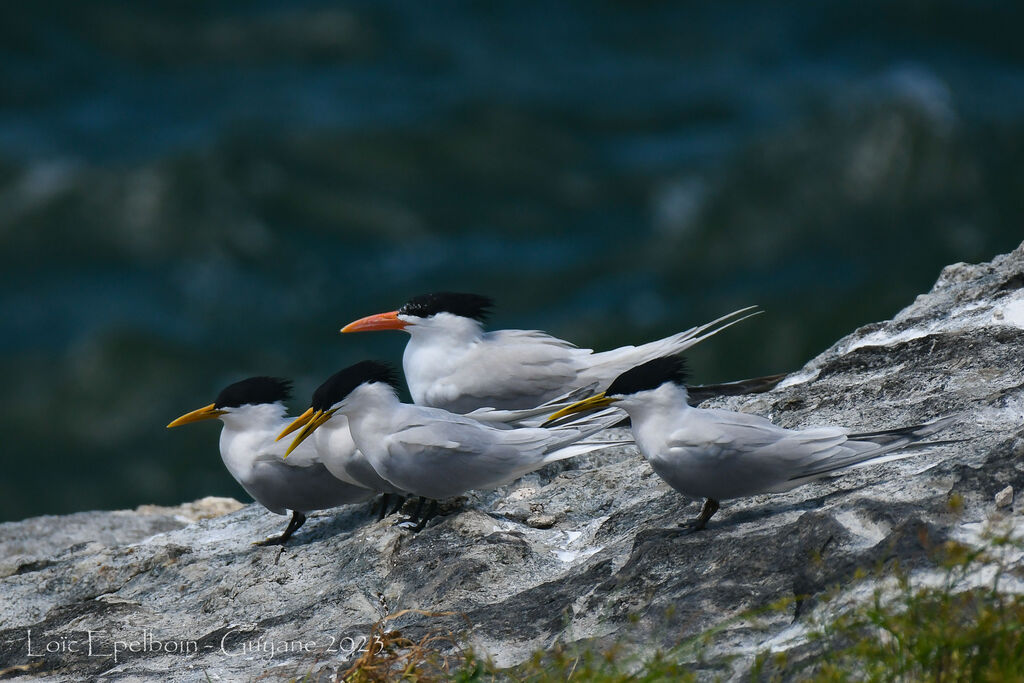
[217,403,291,481]
[340,383,404,440]
[218,403,289,438]
[406,315,485,348]
[403,316,485,405]
[617,383,691,436]
[312,414,353,450]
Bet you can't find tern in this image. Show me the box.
[340,292,781,413]
[167,377,375,544]
[282,361,628,530]
[548,357,957,531]
[277,407,404,497]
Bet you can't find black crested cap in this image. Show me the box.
[312,361,400,411]
[606,357,689,396]
[398,292,493,322]
[215,377,293,409]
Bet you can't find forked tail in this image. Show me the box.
[579,307,762,390]
[541,407,632,463]
[789,414,960,483]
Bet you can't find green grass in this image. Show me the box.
[787,529,1024,682]
[478,642,697,683]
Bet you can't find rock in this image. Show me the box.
[133,496,246,522]
[2,242,1024,680]
[526,513,560,529]
[995,486,1014,509]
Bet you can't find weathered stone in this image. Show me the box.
[134,497,246,522]
[2,242,1024,680]
[995,485,1014,509]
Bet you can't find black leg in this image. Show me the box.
[395,496,437,530]
[375,494,392,520]
[389,495,407,516]
[410,496,426,521]
[678,499,719,532]
[257,511,307,546]
[412,500,438,532]
[394,496,424,526]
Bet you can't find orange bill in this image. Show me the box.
[340,310,407,333]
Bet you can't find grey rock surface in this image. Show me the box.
[3,244,1024,680]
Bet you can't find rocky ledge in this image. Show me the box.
[2,244,1024,681]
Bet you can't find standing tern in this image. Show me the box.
[548,357,957,531]
[339,292,780,413]
[282,361,628,530]
[167,377,375,544]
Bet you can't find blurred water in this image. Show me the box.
[1,1,1021,521]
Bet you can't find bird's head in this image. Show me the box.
[339,292,493,335]
[279,361,400,456]
[167,377,293,429]
[546,356,689,421]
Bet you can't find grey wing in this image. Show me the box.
[345,453,407,495]
[658,411,851,498]
[680,409,947,494]
[380,417,558,499]
[243,460,375,515]
[437,330,587,412]
[465,383,602,427]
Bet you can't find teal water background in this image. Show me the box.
[1,1,1022,521]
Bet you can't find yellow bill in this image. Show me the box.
[167,403,226,428]
[275,407,315,442]
[545,392,618,423]
[284,409,336,458]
